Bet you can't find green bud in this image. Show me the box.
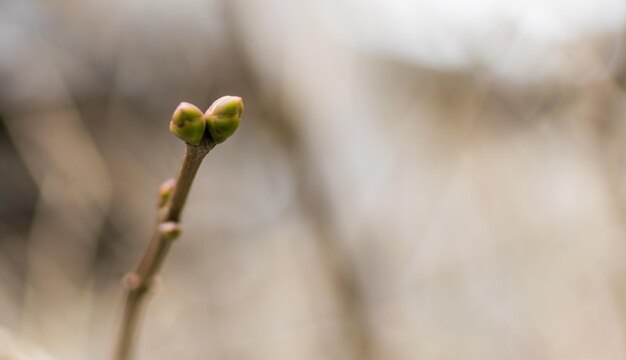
[159,222,181,241]
[169,102,206,145]
[204,96,243,144]
[157,179,176,208]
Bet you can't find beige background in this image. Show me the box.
[1,0,626,359]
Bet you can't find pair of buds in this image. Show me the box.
[169,96,244,145]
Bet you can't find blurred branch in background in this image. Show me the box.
[2,35,110,359]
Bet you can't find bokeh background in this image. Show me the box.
[2,0,626,359]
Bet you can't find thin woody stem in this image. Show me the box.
[162,141,214,223]
[114,138,214,360]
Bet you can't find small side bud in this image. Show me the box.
[122,272,141,290]
[169,102,206,145]
[204,96,243,144]
[159,222,181,241]
[157,179,176,208]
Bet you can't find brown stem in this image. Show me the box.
[163,141,214,223]
[114,139,214,360]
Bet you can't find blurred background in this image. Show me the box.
[2,0,626,359]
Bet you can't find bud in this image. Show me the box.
[157,179,176,208]
[169,102,206,145]
[159,222,181,241]
[204,96,243,144]
[122,272,141,290]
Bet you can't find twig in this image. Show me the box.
[114,97,243,360]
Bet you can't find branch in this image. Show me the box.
[114,96,243,360]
